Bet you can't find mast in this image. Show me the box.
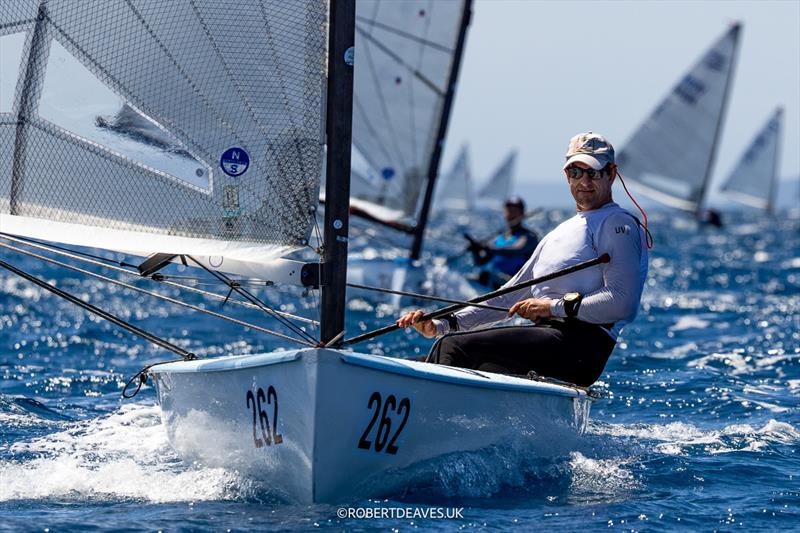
[766,107,783,215]
[409,0,472,261]
[320,0,356,346]
[696,22,741,215]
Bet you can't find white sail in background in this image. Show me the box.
[435,144,473,211]
[720,107,782,212]
[617,23,741,212]
[0,1,328,274]
[351,0,468,221]
[477,149,517,209]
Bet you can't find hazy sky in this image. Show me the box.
[443,0,800,199]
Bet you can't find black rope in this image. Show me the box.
[343,253,611,346]
[0,258,196,360]
[0,240,316,346]
[346,281,508,311]
[186,256,318,345]
[0,232,318,325]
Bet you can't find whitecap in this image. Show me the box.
[0,403,252,503]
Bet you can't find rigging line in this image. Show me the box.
[0,241,317,347]
[355,16,453,54]
[0,233,318,326]
[346,281,508,312]
[185,255,318,345]
[0,257,196,360]
[0,231,139,268]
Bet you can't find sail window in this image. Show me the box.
[0,32,27,113]
[37,40,211,191]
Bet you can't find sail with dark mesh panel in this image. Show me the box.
[616,24,741,212]
[720,107,782,212]
[0,0,328,272]
[350,0,468,221]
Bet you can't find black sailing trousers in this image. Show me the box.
[426,320,616,387]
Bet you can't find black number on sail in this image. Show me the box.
[357,392,412,454]
[256,387,272,446]
[385,398,411,455]
[267,385,283,444]
[246,390,264,449]
[358,392,382,450]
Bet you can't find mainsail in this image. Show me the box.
[720,107,782,212]
[616,23,741,212]
[477,149,517,210]
[350,0,471,228]
[435,144,473,211]
[0,1,328,278]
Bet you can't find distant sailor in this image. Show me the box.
[397,132,649,387]
[464,196,539,289]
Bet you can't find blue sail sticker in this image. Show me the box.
[220,147,250,177]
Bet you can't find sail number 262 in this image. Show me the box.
[357,392,411,454]
[245,386,283,449]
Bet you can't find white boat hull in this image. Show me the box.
[150,348,591,503]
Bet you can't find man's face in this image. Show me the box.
[565,161,615,211]
[504,205,524,225]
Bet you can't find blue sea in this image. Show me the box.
[1,209,798,531]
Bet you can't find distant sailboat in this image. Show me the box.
[719,107,782,213]
[617,23,741,214]
[434,143,474,211]
[476,149,517,210]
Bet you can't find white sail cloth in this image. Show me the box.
[435,144,473,211]
[720,107,782,212]
[617,24,741,212]
[477,149,517,210]
[0,0,328,273]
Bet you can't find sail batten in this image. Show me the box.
[617,24,741,213]
[1,0,329,267]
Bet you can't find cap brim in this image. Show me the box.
[563,154,604,170]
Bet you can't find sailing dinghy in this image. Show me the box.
[719,107,782,213]
[0,0,594,503]
[617,23,741,216]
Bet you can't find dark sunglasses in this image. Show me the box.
[565,166,606,181]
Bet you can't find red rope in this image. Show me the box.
[616,172,654,249]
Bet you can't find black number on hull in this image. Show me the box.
[357,392,382,450]
[386,398,410,455]
[256,387,271,446]
[357,392,411,454]
[246,390,263,448]
[267,385,283,444]
[245,385,283,449]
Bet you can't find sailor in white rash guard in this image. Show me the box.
[397,132,649,386]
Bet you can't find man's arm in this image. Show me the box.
[550,213,645,324]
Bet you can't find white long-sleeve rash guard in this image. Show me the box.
[436,202,649,340]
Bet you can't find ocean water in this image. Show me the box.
[1,209,798,531]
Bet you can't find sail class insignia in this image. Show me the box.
[220,147,250,177]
